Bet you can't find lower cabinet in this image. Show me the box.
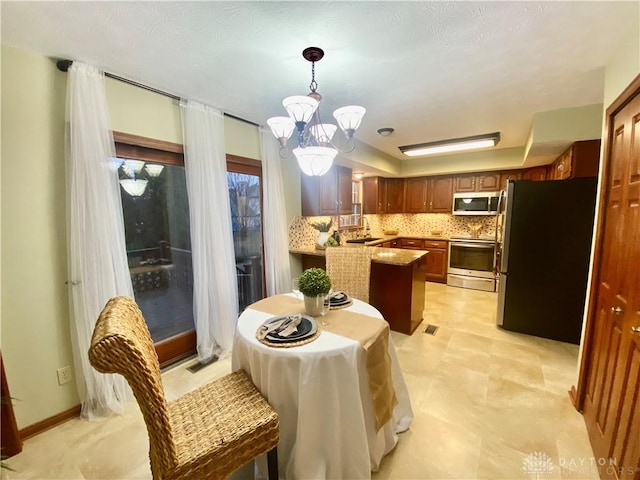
[423,240,448,283]
[392,238,449,284]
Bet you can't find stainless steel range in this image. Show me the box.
[447,236,497,292]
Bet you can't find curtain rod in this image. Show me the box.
[56,59,259,127]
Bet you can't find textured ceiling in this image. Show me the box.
[2,1,638,169]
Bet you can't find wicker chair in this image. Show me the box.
[89,296,279,480]
[326,246,373,302]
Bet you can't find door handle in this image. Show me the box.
[611,306,623,315]
[632,326,640,334]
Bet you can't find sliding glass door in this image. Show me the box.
[115,133,196,366]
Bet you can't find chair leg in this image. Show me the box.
[266,446,278,480]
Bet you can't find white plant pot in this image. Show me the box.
[316,231,330,248]
[304,294,326,317]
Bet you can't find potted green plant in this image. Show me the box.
[310,218,333,249]
[297,268,332,316]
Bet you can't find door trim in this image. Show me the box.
[574,72,640,410]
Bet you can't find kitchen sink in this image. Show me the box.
[346,237,382,244]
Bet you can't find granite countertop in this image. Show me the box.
[289,245,428,266]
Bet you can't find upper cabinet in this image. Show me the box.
[429,177,454,212]
[363,177,404,214]
[405,177,428,213]
[454,172,501,192]
[301,165,352,216]
[396,176,454,213]
[500,170,523,189]
[362,177,386,214]
[521,166,548,181]
[550,139,601,180]
[385,178,405,213]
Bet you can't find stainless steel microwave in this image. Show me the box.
[452,191,501,215]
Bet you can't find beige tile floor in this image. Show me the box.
[2,283,598,480]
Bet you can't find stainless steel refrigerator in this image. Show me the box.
[496,178,597,344]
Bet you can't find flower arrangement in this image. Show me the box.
[297,268,332,297]
[310,219,333,232]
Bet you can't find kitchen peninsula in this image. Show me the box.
[290,244,427,334]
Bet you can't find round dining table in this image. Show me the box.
[231,293,413,480]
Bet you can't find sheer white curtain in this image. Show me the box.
[180,100,237,361]
[260,128,291,295]
[66,62,133,420]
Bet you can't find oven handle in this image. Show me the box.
[451,242,496,249]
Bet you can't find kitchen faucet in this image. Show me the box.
[363,217,371,238]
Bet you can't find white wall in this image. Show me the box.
[1,45,78,428]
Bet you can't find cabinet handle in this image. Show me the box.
[430,201,433,209]
[611,306,623,315]
[632,326,640,334]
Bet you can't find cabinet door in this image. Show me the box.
[477,172,501,191]
[362,177,387,214]
[500,170,522,189]
[319,166,339,214]
[522,166,548,181]
[337,166,353,214]
[428,177,453,213]
[385,178,405,213]
[424,248,448,283]
[301,174,321,216]
[454,174,476,192]
[405,177,428,213]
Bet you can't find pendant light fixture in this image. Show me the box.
[267,47,366,176]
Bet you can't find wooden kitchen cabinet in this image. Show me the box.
[454,172,501,192]
[428,176,454,212]
[521,166,548,181]
[362,176,386,214]
[399,238,424,250]
[405,176,453,213]
[405,177,429,213]
[385,178,405,213]
[362,176,404,214]
[500,170,523,189]
[423,239,448,283]
[301,165,352,216]
[550,139,600,180]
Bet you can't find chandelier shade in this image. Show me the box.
[293,147,338,176]
[119,178,148,197]
[310,123,337,144]
[267,47,365,176]
[267,116,295,145]
[333,106,366,139]
[283,95,319,125]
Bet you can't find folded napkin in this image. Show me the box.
[330,291,347,301]
[257,314,302,340]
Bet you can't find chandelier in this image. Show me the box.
[267,47,366,176]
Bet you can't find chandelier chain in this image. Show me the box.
[309,61,318,93]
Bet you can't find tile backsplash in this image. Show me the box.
[289,214,497,249]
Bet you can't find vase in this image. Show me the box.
[304,294,328,317]
[316,231,330,248]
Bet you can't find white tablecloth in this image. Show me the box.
[231,295,413,479]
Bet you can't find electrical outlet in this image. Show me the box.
[57,366,73,385]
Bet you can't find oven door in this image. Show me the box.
[448,241,496,279]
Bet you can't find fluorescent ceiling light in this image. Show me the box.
[399,132,500,157]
